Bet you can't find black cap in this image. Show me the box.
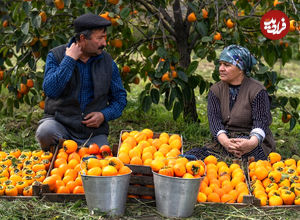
[74,13,111,33]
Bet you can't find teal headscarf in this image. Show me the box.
[219,45,257,76]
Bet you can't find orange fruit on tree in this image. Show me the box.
[100,12,111,21]
[39,11,47,22]
[202,9,208,19]
[102,165,118,176]
[63,140,78,154]
[289,20,296,32]
[54,0,64,10]
[226,19,234,28]
[2,20,8,28]
[282,113,292,123]
[213,32,222,41]
[122,65,130,73]
[161,72,171,82]
[108,0,119,4]
[18,83,28,94]
[187,12,196,22]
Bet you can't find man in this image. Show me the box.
[36,13,127,151]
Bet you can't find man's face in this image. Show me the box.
[82,29,107,56]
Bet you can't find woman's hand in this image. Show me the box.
[217,133,240,155]
[231,136,259,157]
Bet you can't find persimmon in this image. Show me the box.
[268,170,282,183]
[75,176,83,186]
[87,167,102,176]
[269,195,283,206]
[187,12,196,22]
[54,157,67,168]
[207,192,220,203]
[141,128,153,139]
[221,193,235,203]
[182,173,194,179]
[0,185,5,196]
[63,140,78,154]
[295,196,300,205]
[202,9,208,19]
[152,139,163,150]
[5,185,18,196]
[268,152,281,164]
[57,185,70,194]
[130,156,143,165]
[118,166,131,175]
[213,32,222,41]
[158,166,174,177]
[23,185,33,196]
[9,174,22,183]
[9,149,21,158]
[285,158,296,167]
[34,174,46,182]
[99,159,109,168]
[56,151,68,161]
[226,19,234,28]
[68,152,80,162]
[16,181,28,194]
[108,157,124,170]
[143,158,153,166]
[102,165,118,176]
[32,163,45,173]
[68,159,80,169]
[99,145,111,157]
[65,169,78,180]
[73,185,84,194]
[62,175,73,185]
[151,159,165,172]
[54,0,64,10]
[204,155,218,165]
[66,180,78,193]
[78,147,89,158]
[254,166,268,180]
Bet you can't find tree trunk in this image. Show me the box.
[172,0,199,122]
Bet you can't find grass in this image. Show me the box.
[0,59,299,219]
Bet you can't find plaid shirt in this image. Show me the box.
[43,43,127,122]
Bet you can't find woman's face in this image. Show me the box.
[219,61,244,85]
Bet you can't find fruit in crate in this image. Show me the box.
[197,155,249,204]
[248,153,300,206]
[45,140,131,194]
[118,129,182,166]
[0,148,53,196]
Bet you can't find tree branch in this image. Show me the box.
[135,0,175,36]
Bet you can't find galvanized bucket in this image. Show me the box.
[153,171,203,218]
[81,172,131,216]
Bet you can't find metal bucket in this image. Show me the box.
[81,172,131,216]
[153,171,203,218]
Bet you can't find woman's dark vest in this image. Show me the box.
[44,44,112,139]
[210,77,276,156]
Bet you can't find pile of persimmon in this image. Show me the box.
[152,157,205,179]
[117,129,182,166]
[248,152,300,206]
[0,149,53,196]
[197,155,249,204]
[44,140,130,194]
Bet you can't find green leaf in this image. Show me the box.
[32,15,41,28]
[289,97,299,110]
[257,65,269,74]
[186,61,199,75]
[0,101,3,110]
[196,22,208,36]
[21,22,29,35]
[22,1,32,14]
[289,117,296,131]
[150,88,160,104]
[142,95,152,112]
[177,70,188,82]
[26,112,32,125]
[263,44,277,67]
[157,47,167,58]
[120,7,130,19]
[199,79,207,95]
[201,36,212,42]
[173,101,182,120]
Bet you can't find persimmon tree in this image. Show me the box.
[0,0,299,130]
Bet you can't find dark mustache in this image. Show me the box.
[98,46,105,50]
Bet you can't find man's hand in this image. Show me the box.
[81,112,105,128]
[66,43,82,60]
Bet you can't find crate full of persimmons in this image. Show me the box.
[41,139,131,201]
[196,155,252,205]
[248,152,300,207]
[116,129,183,200]
[0,148,54,197]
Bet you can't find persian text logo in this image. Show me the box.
[260,10,290,40]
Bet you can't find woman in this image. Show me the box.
[186,45,275,161]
